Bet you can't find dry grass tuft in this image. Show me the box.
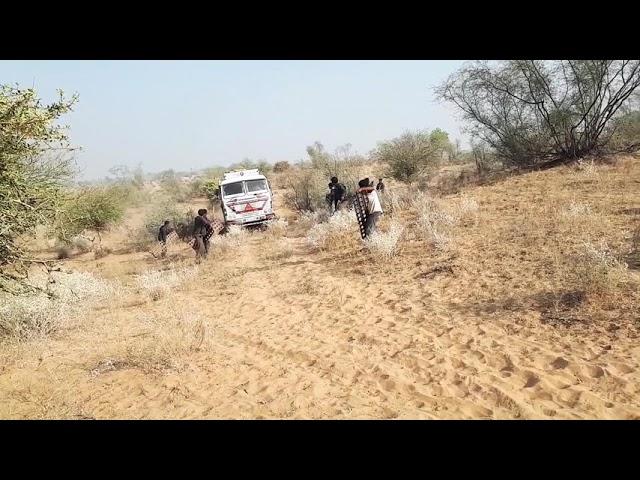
[306,210,358,251]
[121,308,211,373]
[563,240,630,296]
[298,210,330,229]
[265,218,289,238]
[264,239,294,261]
[364,222,404,260]
[0,271,122,342]
[135,266,200,301]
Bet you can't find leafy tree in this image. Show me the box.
[0,85,78,294]
[373,130,447,184]
[437,60,640,167]
[201,179,220,203]
[54,187,125,243]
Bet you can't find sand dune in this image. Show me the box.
[1,159,639,419]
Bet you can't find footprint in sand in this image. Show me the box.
[557,389,581,408]
[377,374,396,392]
[582,365,605,379]
[610,362,633,375]
[522,372,540,388]
[470,350,486,363]
[550,357,569,370]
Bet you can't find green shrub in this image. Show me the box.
[0,85,78,293]
[201,179,220,203]
[131,202,195,250]
[373,130,448,184]
[55,187,125,242]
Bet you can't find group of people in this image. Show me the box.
[325,175,385,235]
[157,208,213,261]
[156,177,387,261]
[326,177,384,212]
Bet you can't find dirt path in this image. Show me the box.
[3,227,638,419]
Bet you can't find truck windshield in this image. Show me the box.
[222,182,244,196]
[246,179,267,192]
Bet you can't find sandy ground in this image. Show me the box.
[1,159,640,419]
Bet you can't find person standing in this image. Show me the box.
[157,220,172,258]
[329,176,346,214]
[376,178,385,193]
[325,182,334,211]
[192,209,212,261]
[358,178,383,236]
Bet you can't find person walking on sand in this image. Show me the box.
[192,209,212,262]
[157,220,173,258]
[358,178,383,236]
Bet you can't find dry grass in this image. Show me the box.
[298,210,330,229]
[364,222,404,260]
[3,156,640,420]
[559,240,631,296]
[113,305,212,373]
[306,210,359,251]
[414,196,459,251]
[446,157,640,325]
[207,225,253,259]
[574,159,601,178]
[5,378,93,419]
[135,265,200,301]
[627,227,640,270]
[0,271,123,342]
[264,239,294,261]
[384,188,415,217]
[265,218,289,238]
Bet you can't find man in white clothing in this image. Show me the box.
[358,178,383,236]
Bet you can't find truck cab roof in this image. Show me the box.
[220,169,266,185]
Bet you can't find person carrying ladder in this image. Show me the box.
[357,178,383,236]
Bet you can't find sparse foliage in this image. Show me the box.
[0,84,79,293]
[471,142,497,175]
[373,130,449,184]
[0,270,121,341]
[306,210,357,250]
[54,187,125,243]
[273,161,291,173]
[438,60,640,167]
[306,142,364,191]
[283,166,326,212]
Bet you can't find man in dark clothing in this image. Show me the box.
[193,208,213,261]
[329,176,346,214]
[325,183,333,209]
[376,178,385,193]
[157,220,172,258]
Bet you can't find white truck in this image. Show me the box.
[218,169,276,228]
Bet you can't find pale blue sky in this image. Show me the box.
[0,60,468,179]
